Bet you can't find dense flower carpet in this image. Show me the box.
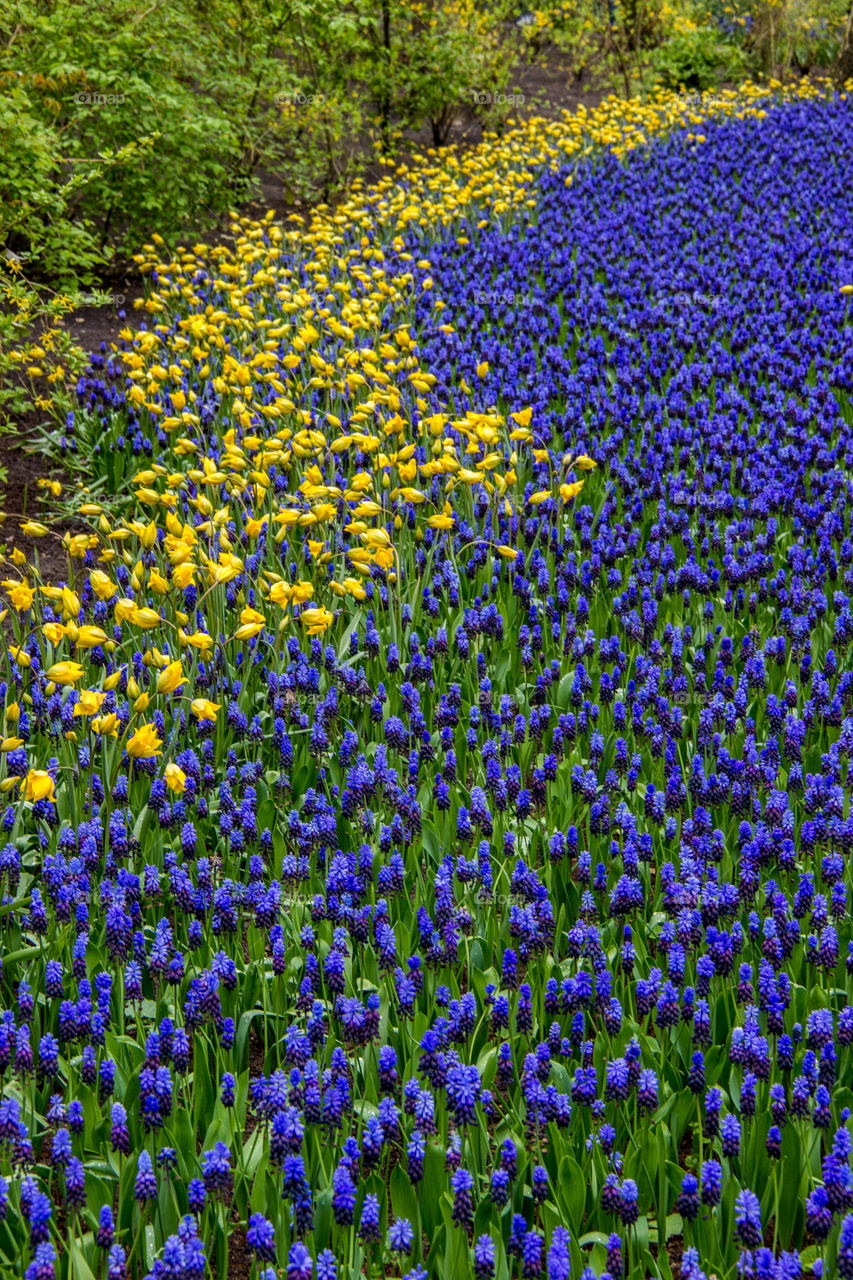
[3,76,853,1280]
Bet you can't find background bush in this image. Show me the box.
[0,0,515,282]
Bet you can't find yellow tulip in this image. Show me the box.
[45,662,84,686]
[42,623,67,646]
[74,690,106,717]
[172,563,196,590]
[131,607,162,629]
[235,607,265,641]
[299,607,334,636]
[361,529,390,549]
[5,580,34,611]
[180,630,214,654]
[157,660,186,695]
[114,598,137,623]
[61,588,81,620]
[164,761,187,794]
[89,570,118,600]
[92,713,119,738]
[126,723,163,759]
[191,698,220,722]
[74,626,109,649]
[23,769,56,803]
[560,480,585,504]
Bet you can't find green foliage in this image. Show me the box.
[0,0,515,280]
[696,0,850,76]
[381,0,512,145]
[0,139,153,427]
[512,0,849,94]
[516,0,606,81]
[650,20,750,87]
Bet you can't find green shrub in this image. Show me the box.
[0,0,516,282]
[515,0,605,82]
[696,0,850,75]
[650,21,750,86]
[384,0,512,144]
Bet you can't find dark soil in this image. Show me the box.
[0,412,75,582]
[677,1127,694,1164]
[665,1232,685,1278]
[225,1222,252,1280]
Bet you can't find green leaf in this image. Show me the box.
[192,1043,213,1135]
[391,1163,421,1238]
[173,1107,196,1182]
[145,1224,156,1271]
[420,1142,446,1237]
[557,1155,586,1229]
[665,1213,683,1239]
[444,1222,470,1279]
[70,1240,98,1280]
[313,1188,333,1255]
[426,1226,446,1275]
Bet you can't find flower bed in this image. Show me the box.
[3,78,853,1280]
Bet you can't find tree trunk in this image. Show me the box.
[838,3,853,86]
